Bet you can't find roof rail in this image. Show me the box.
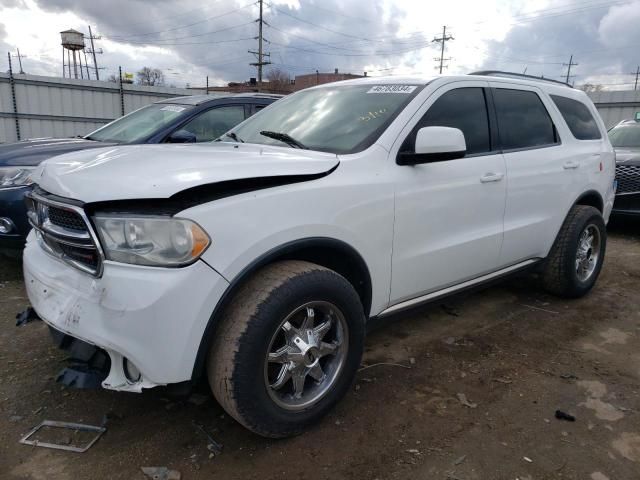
[468,70,572,88]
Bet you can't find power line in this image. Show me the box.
[433,26,454,74]
[269,40,434,57]
[107,2,255,39]
[117,22,255,45]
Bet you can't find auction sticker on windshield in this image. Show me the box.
[367,85,417,94]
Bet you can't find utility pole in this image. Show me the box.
[631,66,640,91]
[563,54,578,85]
[432,26,454,74]
[13,49,26,74]
[249,0,271,90]
[87,26,102,80]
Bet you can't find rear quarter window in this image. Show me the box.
[550,95,602,140]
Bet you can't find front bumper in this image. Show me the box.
[0,185,32,252]
[612,192,640,216]
[23,232,229,392]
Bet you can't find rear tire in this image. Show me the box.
[207,260,365,438]
[541,205,606,298]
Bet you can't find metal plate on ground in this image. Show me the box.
[19,420,106,453]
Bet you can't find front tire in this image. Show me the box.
[541,205,606,298]
[207,260,365,438]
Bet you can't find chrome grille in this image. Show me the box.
[48,206,87,232]
[26,191,103,276]
[616,164,640,194]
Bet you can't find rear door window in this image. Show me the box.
[401,87,492,156]
[493,88,558,150]
[550,95,601,140]
[178,105,246,142]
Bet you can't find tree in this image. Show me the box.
[265,67,291,91]
[136,67,165,86]
[107,74,118,83]
[577,83,603,93]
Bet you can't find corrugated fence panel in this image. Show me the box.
[587,90,640,128]
[0,72,204,143]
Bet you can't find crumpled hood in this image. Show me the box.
[32,143,339,203]
[614,147,640,165]
[0,138,115,167]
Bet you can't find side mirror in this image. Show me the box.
[167,129,197,143]
[397,126,466,165]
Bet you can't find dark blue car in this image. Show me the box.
[0,93,281,256]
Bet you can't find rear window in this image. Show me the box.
[493,89,558,150]
[550,95,601,140]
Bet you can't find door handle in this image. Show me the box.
[480,172,504,183]
[563,161,580,169]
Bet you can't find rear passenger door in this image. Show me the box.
[489,84,575,266]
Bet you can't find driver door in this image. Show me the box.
[389,82,507,305]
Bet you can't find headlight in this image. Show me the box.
[0,167,35,188]
[93,215,210,267]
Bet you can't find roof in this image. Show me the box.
[313,73,579,93]
[157,93,283,106]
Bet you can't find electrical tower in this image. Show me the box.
[248,0,271,89]
[432,26,454,74]
[563,54,578,85]
[631,66,639,91]
[86,26,103,80]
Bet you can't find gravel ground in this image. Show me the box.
[1,220,639,480]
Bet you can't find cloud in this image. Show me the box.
[29,0,423,85]
[598,1,640,48]
[479,1,640,88]
[3,0,640,89]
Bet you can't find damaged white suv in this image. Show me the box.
[24,73,615,438]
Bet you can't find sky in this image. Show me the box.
[0,0,639,89]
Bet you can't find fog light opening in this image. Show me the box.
[123,358,142,383]
[0,217,15,234]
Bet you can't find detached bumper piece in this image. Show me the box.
[49,326,111,389]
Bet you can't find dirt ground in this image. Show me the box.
[1,221,639,480]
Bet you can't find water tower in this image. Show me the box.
[61,29,90,79]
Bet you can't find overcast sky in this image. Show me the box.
[1,0,639,89]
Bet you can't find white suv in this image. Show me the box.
[23,73,615,438]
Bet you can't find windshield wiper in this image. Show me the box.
[223,132,244,143]
[260,131,307,149]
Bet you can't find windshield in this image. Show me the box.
[227,84,423,154]
[86,103,193,143]
[608,124,640,148]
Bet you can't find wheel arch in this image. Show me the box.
[574,189,604,213]
[191,237,372,380]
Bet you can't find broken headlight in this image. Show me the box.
[93,215,210,267]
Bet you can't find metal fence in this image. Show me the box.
[587,90,640,128]
[0,72,204,143]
